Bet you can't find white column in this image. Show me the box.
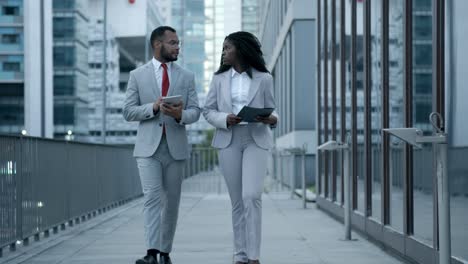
[23,0,53,138]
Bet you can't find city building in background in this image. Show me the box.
[171,0,209,145]
[86,19,136,144]
[88,0,167,144]
[0,0,53,137]
[52,0,89,140]
[258,0,316,186]
[241,0,259,37]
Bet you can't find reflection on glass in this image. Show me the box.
[327,0,334,200]
[413,0,433,244]
[319,0,326,196]
[356,1,365,214]
[344,0,352,207]
[335,0,342,205]
[370,0,382,221]
[388,0,404,232]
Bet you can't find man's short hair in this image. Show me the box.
[150,26,176,49]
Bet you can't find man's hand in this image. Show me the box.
[226,114,242,127]
[256,115,277,125]
[160,101,184,120]
[153,97,163,114]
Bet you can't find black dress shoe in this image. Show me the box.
[136,254,158,264]
[159,255,172,264]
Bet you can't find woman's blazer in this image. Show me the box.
[203,68,279,150]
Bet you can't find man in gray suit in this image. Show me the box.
[123,26,200,264]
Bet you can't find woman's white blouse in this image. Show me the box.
[230,68,252,116]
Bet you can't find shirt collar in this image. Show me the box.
[152,57,172,71]
[231,67,253,78]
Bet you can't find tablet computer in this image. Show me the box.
[237,106,274,122]
[161,95,182,105]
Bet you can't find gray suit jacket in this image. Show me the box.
[123,61,200,159]
[203,68,278,150]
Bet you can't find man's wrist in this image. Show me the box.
[153,103,159,115]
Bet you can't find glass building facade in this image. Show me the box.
[0,0,24,134]
[171,0,205,94]
[52,0,89,139]
[241,0,259,37]
[317,0,468,263]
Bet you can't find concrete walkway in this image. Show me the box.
[1,190,406,264]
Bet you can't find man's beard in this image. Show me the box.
[161,45,177,62]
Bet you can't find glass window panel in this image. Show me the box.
[3,62,20,71]
[2,6,19,16]
[344,0,352,194]
[370,0,383,221]
[414,44,432,67]
[319,0,326,196]
[413,0,431,12]
[53,17,74,40]
[54,76,74,96]
[53,46,75,67]
[54,104,74,125]
[413,0,434,245]
[414,15,432,40]
[388,0,404,231]
[336,0,342,205]
[414,73,431,94]
[1,34,20,44]
[327,0,332,199]
[356,1,365,213]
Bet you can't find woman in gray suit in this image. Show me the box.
[203,31,278,264]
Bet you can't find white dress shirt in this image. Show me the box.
[230,68,251,117]
[152,57,172,94]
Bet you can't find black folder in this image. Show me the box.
[237,106,274,122]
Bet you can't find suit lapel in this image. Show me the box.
[168,63,181,96]
[246,69,262,105]
[147,62,160,99]
[221,70,232,112]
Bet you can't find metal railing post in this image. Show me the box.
[291,154,295,199]
[301,148,307,209]
[437,137,450,264]
[317,134,352,240]
[343,143,352,240]
[383,112,451,263]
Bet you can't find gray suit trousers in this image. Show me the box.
[218,125,268,262]
[136,135,184,253]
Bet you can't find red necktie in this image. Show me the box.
[161,63,169,96]
[161,63,169,134]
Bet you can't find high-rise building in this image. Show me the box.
[87,0,167,144]
[52,0,89,140]
[0,0,53,137]
[171,0,209,144]
[412,0,433,132]
[241,0,259,37]
[86,19,137,144]
[172,0,205,94]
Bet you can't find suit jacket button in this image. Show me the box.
[159,123,162,127]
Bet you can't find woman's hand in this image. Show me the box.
[226,114,242,127]
[256,115,277,125]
